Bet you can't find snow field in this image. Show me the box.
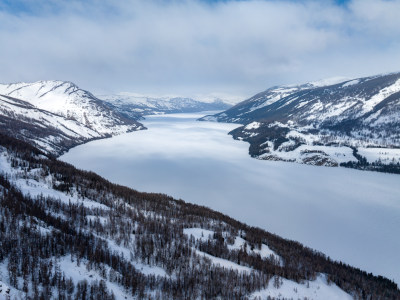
[250,275,352,300]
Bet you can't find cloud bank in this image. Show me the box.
[1,0,400,98]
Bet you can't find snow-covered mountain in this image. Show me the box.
[0,134,398,299]
[0,81,144,155]
[99,93,232,119]
[201,72,400,172]
[0,77,399,298]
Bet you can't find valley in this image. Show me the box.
[61,112,400,285]
[1,75,400,298]
[2,0,400,297]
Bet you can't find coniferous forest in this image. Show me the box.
[0,132,399,299]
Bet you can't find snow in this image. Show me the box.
[184,228,282,269]
[192,92,244,105]
[0,95,100,140]
[250,274,353,300]
[259,143,357,165]
[0,81,140,143]
[98,92,231,114]
[322,98,358,119]
[15,176,109,210]
[358,147,400,164]
[308,101,324,114]
[198,115,218,121]
[193,249,254,273]
[342,79,360,87]
[107,241,167,277]
[133,262,167,277]
[366,109,400,126]
[100,235,168,277]
[58,256,130,300]
[286,130,315,144]
[244,78,350,115]
[0,151,110,211]
[363,78,400,113]
[245,122,261,130]
[183,228,215,242]
[86,215,108,225]
[227,237,282,264]
[295,101,309,109]
[0,261,26,300]
[309,76,348,87]
[247,88,301,113]
[0,280,25,300]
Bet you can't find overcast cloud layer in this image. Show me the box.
[1,0,400,98]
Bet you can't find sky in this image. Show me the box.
[1,0,400,100]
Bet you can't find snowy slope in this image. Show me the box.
[202,72,400,169]
[250,275,353,300]
[0,81,142,135]
[0,134,398,299]
[0,81,144,155]
[0,94,101,154]
[200,77,349,123]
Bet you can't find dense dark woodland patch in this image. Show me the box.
[0,133,399,299]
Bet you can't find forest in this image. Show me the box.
[0,132,399,299]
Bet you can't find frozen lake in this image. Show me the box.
[61,112,400,284]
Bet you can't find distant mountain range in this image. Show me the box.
[201,72,400,173]
[99,93,231,119]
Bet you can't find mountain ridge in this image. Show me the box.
[0,80,144,156]
[201,72,400,172]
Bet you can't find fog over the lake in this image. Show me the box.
[61,112,400,284]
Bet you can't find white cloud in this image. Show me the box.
[0,0,400,97]
[350,0,400,35]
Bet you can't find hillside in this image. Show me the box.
[0,133,398,299]
[201,72,400,172]
[0,81,144,155]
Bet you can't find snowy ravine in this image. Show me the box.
[0,80,143,155]
[201,72,400,171]
[1,136,397,299]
